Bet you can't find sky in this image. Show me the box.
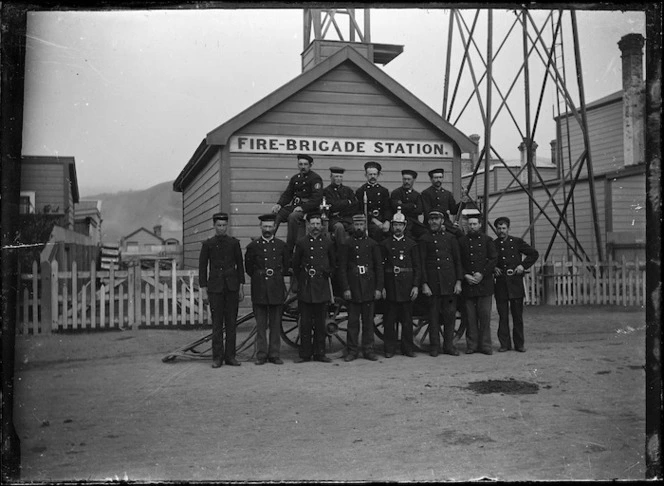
[20,5,647,197]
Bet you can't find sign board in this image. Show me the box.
[229,135,453,158]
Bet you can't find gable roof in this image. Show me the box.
[121,226,165,244]
[174,46,477,192]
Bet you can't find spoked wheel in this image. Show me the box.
[235,310,258,358]
[372,296,465,353]
[280,296,349,356]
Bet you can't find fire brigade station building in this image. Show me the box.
[173,44,477,270]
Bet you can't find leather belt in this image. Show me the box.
[386,266,412,274]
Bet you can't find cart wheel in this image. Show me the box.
[235,309,258,358]
[162,354,177,363]
[280,296,348,354]
[373,315,430,352]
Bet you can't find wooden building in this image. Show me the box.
[120,225,182,267]
[20,155,79,228]
[174,44,477,274]
[486,33,646,262]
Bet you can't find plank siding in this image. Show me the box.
[557,100,624,176]
[21,164,65,212]
[181,151,222,269]
[609,172,646,234]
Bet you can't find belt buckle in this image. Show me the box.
[393,266,401,274]
[358,265,366,275]
[372,209,380,217]
[506,269,514,276]
[308,268,317,277]
[265,268,274,277]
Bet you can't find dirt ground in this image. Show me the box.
[11,305,646,482]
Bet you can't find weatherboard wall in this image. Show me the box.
[181,149,222,269]
[225,62,462,248]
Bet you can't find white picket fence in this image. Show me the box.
[16,259,209,335]
[15,255,645,334]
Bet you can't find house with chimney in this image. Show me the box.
[486,33,647,262]
[119,224,182,267]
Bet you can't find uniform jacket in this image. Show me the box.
[493,235,539,300]
[421,186,458,224]
[323,183,358,223]
[380,235,421,302]
[390,186,424,224]
[338,234,384,303]
[459,232,498,297]
[244,236,290,305]
[277,170,324,213]
[292,234,336,304]
[356,183,391,223]
[199,234,245,293]
[419,229,463,295]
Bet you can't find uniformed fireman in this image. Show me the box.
[199,212,245,368]
[380,209,421,358]
[272,154,324,254]
[291,212,336,363]
[355,161,391,243]
[421,168,459,231]
[390,169,427,239]
[338,213,383,362]
[492,216,539,353]
[419,210,463,357]
[323,166,358,246]
[458,213,498,355]
[244,213,290,365]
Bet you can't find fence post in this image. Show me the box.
[541,261,556,305]
[128,262,135,329]
[50,260,59,332]
[40,261,51,333]
[133,263,142,330]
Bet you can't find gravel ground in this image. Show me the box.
[11,305,646,482]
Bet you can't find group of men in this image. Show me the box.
[198,154,539,368]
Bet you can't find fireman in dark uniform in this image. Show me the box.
[323,166,358,246]
[355,161,391,243]
[419,210,463,357]
[244,213,290,365]
[380,209,421,358]
[291,212,336,363]
[390,169,427,239]
[338,213,383,362]
[272,154,324,254]
[199,212,245,368]
[421,168,460,232]
[492,216,539,352]
[459,214,498,355]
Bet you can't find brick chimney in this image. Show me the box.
[153,225,162,238]
[518,138,538,183]
[618,33,646,166]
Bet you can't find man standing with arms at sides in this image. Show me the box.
[291,212,336,363]
[199,212,245,368]
[323,166,358,246]
[419,210,463,357]
[338,213,383,362]
[244,213,290,365]
[380,209,420,358]
[459,214,498,355]
[421,168,459,232]
[390,169,427,239]
[492,216,539,353]
[271,154,324,254]
[355,161,391,242]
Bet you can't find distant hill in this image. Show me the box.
[83,181,182,244]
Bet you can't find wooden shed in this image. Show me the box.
[173,45,477,272]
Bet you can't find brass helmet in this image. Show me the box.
[391,207,406,224]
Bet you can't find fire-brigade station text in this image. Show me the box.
[230,135,453,158]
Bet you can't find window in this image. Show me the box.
[19,191,35,214]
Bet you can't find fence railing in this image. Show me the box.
[15,255,645,334]
[16,259,209,335]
